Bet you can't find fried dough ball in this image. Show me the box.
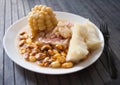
[28,5,58,37]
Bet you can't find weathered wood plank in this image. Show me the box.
[4,0,15,85]
[47,75,60,85]
[39,0,47,5]
[44,0,62,11]
[23,0,30,15]
[69,72,83,85]
[85,0,120,81]
[110,0,120,11]
[99,54,109,72]
[34,0,40,5]
[14,65,26,85]
[79,1,111,82]
[81,0,120,81]
[2,0,120,85]
[78,68,93,85]
[111,0,120,11]
[108,0,120,12]
[56,0,69,12]
[90,0,120,60]
[110,40,120,61]
[96,0,120,23]
[67,0,92,18]
[0,0,5,84]
[93,0,120,44]
[88,65,104,85]
[25,70,37,85]
[17,0,25,18]
[11,0,26,85]
[11,0,18,23]
[99,0,120,44]
[81,0,103,23]
[28,0,35,9]
[110,41,120,79]
[58,75,71,85]
[92,0,120,35]
[22,0,38,85]
[36,73,48,85]
[94,59,112,83]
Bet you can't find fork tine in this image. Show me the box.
[104,24,107,34]
[100,24,103,32]
[105,24,110,37]
[101,24,117,79]
[100,24,102,30]
[101,24,109,35]
[106,24,109,35]
[105,24,107,33]
[100,24,105,34]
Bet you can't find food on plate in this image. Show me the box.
[85,22,101,50]
[66,23,89,63]
[17,5,101,68]
[28,5,58,37]
[75,21,101,50]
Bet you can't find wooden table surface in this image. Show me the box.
[0,0,120,85]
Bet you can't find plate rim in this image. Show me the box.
[3,11,104,75]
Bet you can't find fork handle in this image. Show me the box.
[107,46,117,79]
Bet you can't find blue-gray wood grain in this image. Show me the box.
[0,0,120,85]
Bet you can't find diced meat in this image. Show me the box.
[38,37,69,48]
[58,26,71,38]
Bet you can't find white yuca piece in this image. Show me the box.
[66,23,89,63]
[84,21,101,50]
[75,21,101,50]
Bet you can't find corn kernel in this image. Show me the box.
[44,62,49,67]
[43,57,49,62]
[35,41,42,46]
[38,62,44,67]
[48,49,54,55]
[50,61,61,68]
[23,53,29,61]
[65,48,68,53]
[26,48,32,53]
[57,56,66,63]
[19,48,26,54]
[26,38,32,44]
[55,44,63,50]
[53,49,59,54]
[61,52,66,57]
[41,45,52,51]
[52,53,60,59]
[29,56,36,62]
[62,62,73,68]
[35,53,46,60]
[18,40,25,47]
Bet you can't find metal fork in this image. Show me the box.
[100,24,117,79]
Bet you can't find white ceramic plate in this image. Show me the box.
[3,12,104,75]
